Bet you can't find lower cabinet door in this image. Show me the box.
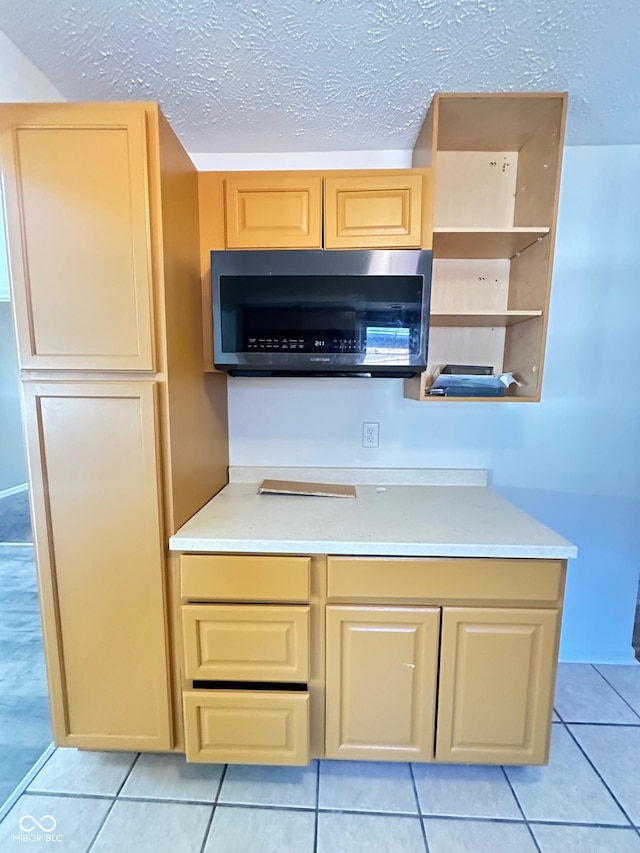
[22,381,172,751]
[325,606,440,761]
[436,607,560,765]
[183,690,310,765]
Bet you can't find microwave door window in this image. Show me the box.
[218,272,425,362]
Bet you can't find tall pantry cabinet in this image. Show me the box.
[0,103,229,750]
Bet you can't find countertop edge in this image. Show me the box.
[168,536,578,560]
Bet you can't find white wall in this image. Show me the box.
[0,31,64,493]
[189,150,411,171]
[225,145,640,664]
[0,29,64,101]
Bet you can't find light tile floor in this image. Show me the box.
[1,662,639,852]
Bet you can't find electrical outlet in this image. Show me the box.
[362,422,380,448]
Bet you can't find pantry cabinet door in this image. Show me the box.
[1,106,154,370]
[22,381,172,751]
[324,173,423,248]
[436,607,559,765]
[325,605,440,761]
[224,174,322,248]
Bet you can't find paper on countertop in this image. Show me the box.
[258,479,357,498]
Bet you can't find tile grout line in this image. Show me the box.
[197,764,226,853]
[500,765,542,853]
[561,720,638,829]
[408,764,430,852]
[314,760,320,853]
[21,790,118,802]
[590,663,640,722]
[201,800,319,814]
[0,742,56,825]
[528,818,640,828]
[85,753,141,853]
[561,721,640,728]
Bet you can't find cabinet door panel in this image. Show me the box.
[324,174,423,248]
[436,607,559,765]
[23,381,171,750]
[325,605,439,761]
[225,175,322,248]
[2,107,154,370]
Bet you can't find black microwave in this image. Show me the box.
[211,249,432,377]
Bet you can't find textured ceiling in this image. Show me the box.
[0,0,639,152]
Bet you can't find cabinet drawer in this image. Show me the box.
[327,557,564,605]
[183,689,310,765]
[181,555,310,603]
[182,605,309,682]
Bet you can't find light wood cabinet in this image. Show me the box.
[198,167,433,367]
[22,381,172,750]
[1,102,229,753]
[224,174,322,248]
[324,173,425,249]
[182,604,310,682]
[178,553,315,765]
[180,554,310,603]
[183,689,310,765]
[1,106,155,371]
[325,605,439,761]
[436,607,560,764]
[321,556,565,766]
[407,93,567,402]
[173,552,566,766]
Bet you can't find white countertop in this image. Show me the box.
[170,469,577,559]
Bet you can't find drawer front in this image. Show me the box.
[181,555,310,603]
[327,557,564,605]
[182,605,310,682]
[183,690,310,765]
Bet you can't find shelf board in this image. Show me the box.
[433,227,550,259]
[430,310,542,328]
[420,394,539,403]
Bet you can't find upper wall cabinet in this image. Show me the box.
[0,105,155,371]
[224,174,322,249]
[215,170,432,252]
[406,93,567,402]
[324,173,425,249]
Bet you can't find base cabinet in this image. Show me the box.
[436,607,560,765]
[177,554,565,767]
[325,606,440,761]
[23,381,172,750]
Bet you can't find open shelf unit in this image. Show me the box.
[406,93,567,402]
